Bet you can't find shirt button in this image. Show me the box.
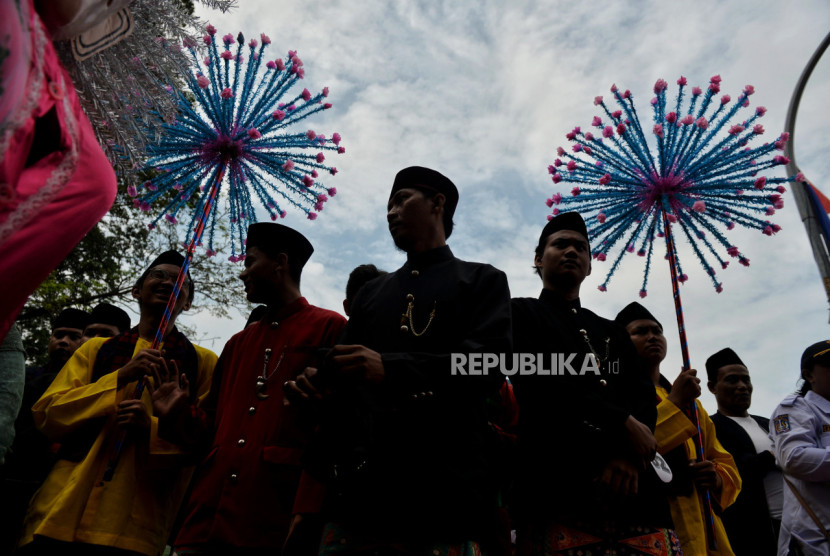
[270,321,280,328]
[230,473,238,484]
[411,270,419,277]
[248,406,256,415]
[400,325,409,333]
[238,438,246,447]
[406,293,414,301]
[599,379,607,386]
[571,308,578,314]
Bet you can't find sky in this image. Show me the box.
[181,0,830,419]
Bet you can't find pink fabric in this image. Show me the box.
[0,0,116,341]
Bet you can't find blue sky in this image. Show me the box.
[183,0,830,418]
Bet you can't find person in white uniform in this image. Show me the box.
[770,340,830,556]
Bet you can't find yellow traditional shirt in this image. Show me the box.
[655,385,741,556]
[20,336,216,555]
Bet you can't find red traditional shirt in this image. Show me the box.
[175,297,346,550]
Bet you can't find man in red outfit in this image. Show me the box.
[174,222,346,555]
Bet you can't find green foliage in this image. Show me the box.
[18,191,248,367]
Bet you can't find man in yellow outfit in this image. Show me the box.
[616,302,741,556]
[18,251,217,556]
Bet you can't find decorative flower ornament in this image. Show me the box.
[545,75,798,295]
[131,28,343,260]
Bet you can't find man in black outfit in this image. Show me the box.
[290,166,512,553]
[707,347,782,556]
[511,212,677,555]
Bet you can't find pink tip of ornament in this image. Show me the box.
[594,96,603,105]
[753,124,764,135]
[744,84,755,95]
[547,215,553,221]
[773,155,790,165]
[572,144,582,152]
[221,88,233,99]
[275,59,285,70]
[127,185,138,197]
[729,124,745,135]
[328,188,338,197]
[337,146,346,154]
[307,212,317,220]
[557,146,566,156]
[596,253,606,262]
[639,289,647,298]
[260,33,271,45]
[727,246,740,257]
[667,214,677,223]
[249,39,258,48]
[551,193,562,205]
[622,90,630,99]
[710,75,722,84]
[545,198,553,207]
[306,130,316,140]
[626,244,634,253]
[692,86,702,96]
[571,186,580,196]
[695,117,708,129]
[716,284,723,293]
[314,202,324,211]
[680,115,694,126]
[612,110,622,119]
[272,109,285,120]
[599,173,611,185]
[585,132,594,141]
[203,36,212,45]
[795,172,805,182]
[616,123,626,135]
[777,185,787,193]
[552,174,562,184]
[220,50,233,61]
[203,56,211,66]
[566,131,577,141]
[552,208,560,216]
[332,133,342,145]
[195,75,209,89]
[165,214,177,224]
[597,212,607,223]
[692,200,706,212]
[323,103,332,109]
[598,285,607,292]
[302,88,311,101]
[677,76,687,86]
[311,170,319,178]
[316,152,325,163]
[567,161,577,172]
[610,84,618,93]
[720,94,731,104]
[756,106,767,116]
[654,79,668,93]
[653,124,664,138]
[765,207,775,215]
[762,226,773,236]
[282,160,294,171]
[206,24,217,35]
[603,126,613,138]
[753,176,766,189]
[666,112,677,123]
[266,61,276,69]
[280,211,287,218]
[549,163,557,173]
[709,83,720,93]
[650,97,657,106]
[248,128,261,139]
[678,274,688,283]
[722,261,729,269]
[637,249,646,257]
[302,175,314,187]
[222,33,233,44]
[592,116,602,127]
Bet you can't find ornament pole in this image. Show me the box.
[662,211,717,551]
[102,162,227,482]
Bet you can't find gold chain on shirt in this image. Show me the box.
[400,297,437,336]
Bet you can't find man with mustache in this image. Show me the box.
[708,348,782,556]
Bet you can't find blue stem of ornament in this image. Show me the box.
[662,208,718,551]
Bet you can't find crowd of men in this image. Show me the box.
[0,166,824,556]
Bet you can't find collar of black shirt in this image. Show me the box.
[404,244,454,269]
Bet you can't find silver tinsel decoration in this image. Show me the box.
[53,0,236,179]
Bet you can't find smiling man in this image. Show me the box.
[289,166,511,553]
[174,223,346,555]
[707,348,782,556]
[17,250,217,556]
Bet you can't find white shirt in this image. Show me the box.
[727,414,784,519]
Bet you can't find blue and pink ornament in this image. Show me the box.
[129,26,344,261]
[545,75,801,296]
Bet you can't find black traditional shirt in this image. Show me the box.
[310,245,512,542]
[511,289,670,527]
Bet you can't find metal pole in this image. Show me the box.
[784,32,830,316]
